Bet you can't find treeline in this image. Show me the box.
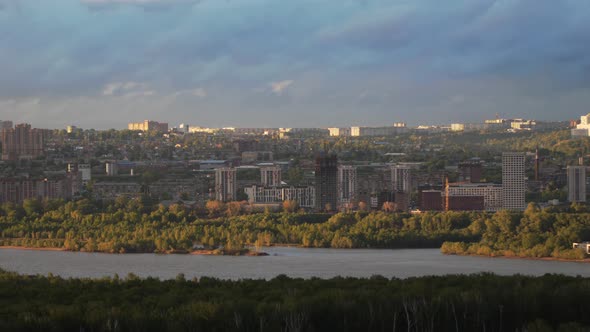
[442,203,590,260]
[3,199,590,258]
[0,270,589,331]
[0,198,478,253]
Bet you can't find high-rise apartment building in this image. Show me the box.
[0,121,13,130]
[567,166,587,203]
[502,152,526,210]
[128,120,169,133]
[337,165,357,209]
[391,165,413,193]
[260,166,282,187]
[458,161,482,183]
[0,123,45,161]
[338,165,358,208]
[215,168,237,202]
[315,154,338,211]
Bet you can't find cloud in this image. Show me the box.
[269,80,294,95]
[1,0,590,128]
[172,87,207,98]
[102,82,155,97]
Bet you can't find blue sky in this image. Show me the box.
[0,0,589,129]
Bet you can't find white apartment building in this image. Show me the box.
[572,113,590,137]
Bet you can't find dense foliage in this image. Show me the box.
[442,204,590,260]
[2,199,590,260]
[0,199,478,253]
[0,270,589,331]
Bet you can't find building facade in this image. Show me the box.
[0,123,45,161]
[215,168,237,202]
[391,165,413,193]
[350,126,408,137]
[337,165,357,210]
[315,154,338,211]
[445,183,503,211]
[128,120,169,133]
[0,176,74,204]
[260,166,282,187]
[502,152,526,210]
[567,166,587,203]
[244,185,315,208]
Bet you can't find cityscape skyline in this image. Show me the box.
[1,0,589,129]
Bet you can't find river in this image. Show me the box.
[2,247,590,280]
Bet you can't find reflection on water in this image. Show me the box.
[2,247,590,280]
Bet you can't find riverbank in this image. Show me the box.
[443,252,590,263]
[0,246,269,256]
[0,246,66,252]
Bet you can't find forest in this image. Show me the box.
[441,203,590,260]
[0,198,589,260]
[0,270,588,331]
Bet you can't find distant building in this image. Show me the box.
[260,166,282,187]
[105,162,119,176]
[215,168,237,202]
[242,151,273,163]
[66,125,82,134]
[391,165,413,193]
[567,166,587,203]
[510,120,536,131]
[0,123,45,161]
[177,123,190,133]
[244,185,315,208]
[0,121,13,130]
[92,182,142,199]
[572,113,590,137]
[337,165,357,210]
[458,161,483,183]
[68,163,91,187]
[421,190,443,211]
[350,126,408,137]
[0,176,74,204]
[315,154,338,211]
[451,123,486,132]
[128,120,169,133]
[328,128,352,137]
[445,183,503,211]
[502,152,526,210]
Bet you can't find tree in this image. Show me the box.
[382,201,396,213]
[358,201,369,212]
[23,199,42,216]
[206,200,224,217]
[282,200,299,213]
[226,201,243,217]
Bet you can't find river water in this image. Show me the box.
[1,247,589,280]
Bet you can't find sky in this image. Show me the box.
[0,0,589,129]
